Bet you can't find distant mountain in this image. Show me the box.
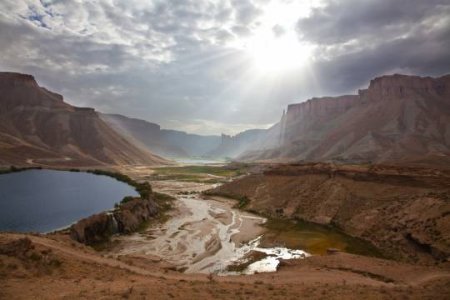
[101,113,221,158]
[240,74,450,167]
[206,130,267,159]
[0,72,166,167]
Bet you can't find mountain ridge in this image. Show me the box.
[239,73,450,168]
[101,113,224,158]
[0,72,166,167]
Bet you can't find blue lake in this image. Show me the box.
[0,169,138,233]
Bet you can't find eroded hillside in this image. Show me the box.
[209,163,450,264]
[0,73,166,167]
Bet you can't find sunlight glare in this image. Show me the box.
[236,1,317,74]
[246,32,312,73]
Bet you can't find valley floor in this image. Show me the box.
[1,163,450,299]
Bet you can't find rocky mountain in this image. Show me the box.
[0,72,166,166]
[206,130,266,159]
[240,74,450,167]
[101,113,221,158]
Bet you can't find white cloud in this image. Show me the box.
[0,0,449,135]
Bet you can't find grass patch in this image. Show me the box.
[154,165,241,177]
[149,165,247,183]
[0,165,42,175]
[131,192,175,234]
[154,192,176,202]
[261,218,385,258]
[86,169,152,200]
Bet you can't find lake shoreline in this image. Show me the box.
[0,168,141,233]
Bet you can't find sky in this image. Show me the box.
[1,0,449,135]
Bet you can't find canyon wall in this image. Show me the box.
[240,74,450,167]
[0,72,166,166]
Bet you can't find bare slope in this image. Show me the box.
[210,163,450,264]
[1,232,450,299]
[101,113,221,158]
[0,72,166,166]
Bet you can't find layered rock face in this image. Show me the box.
[240,74,450,167]
[70,198,159,245]
[282,95,360,144]
[0,72,166,166]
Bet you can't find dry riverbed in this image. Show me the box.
[109,180,308,274]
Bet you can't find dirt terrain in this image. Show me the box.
[1,163,450,299]
[210,163,450,264]
[1,233,450,299]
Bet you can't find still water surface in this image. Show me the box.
[0,169,137,233]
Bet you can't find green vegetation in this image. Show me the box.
[0,165,42,175]
[261,218,385,258]
[155,165,241,176]
[135,192,175,232]
[86,169,152,200]
[149,165,247,183]
[203,187,385,259]
[120,196,135,204]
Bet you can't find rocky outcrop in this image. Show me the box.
[114,197,158,233]
[239,74,450,168]
[70,198,159,245]
[360,74,450,101]
[0,72,166,166]
[70,213,117,245]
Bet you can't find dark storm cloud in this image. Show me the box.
[0,0,449,134]
[297,0,449,45]
[297,0,450,94]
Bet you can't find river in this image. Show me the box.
[110,179,309,275]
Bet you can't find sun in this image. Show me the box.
[245,32,313,73]
[233,1,316,74]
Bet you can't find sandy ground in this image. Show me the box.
[1,232,450,299]
[108,180,266,274]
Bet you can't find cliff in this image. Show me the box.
[0,72,166,166]
[207,129,267,158]
[240,74,450,167]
